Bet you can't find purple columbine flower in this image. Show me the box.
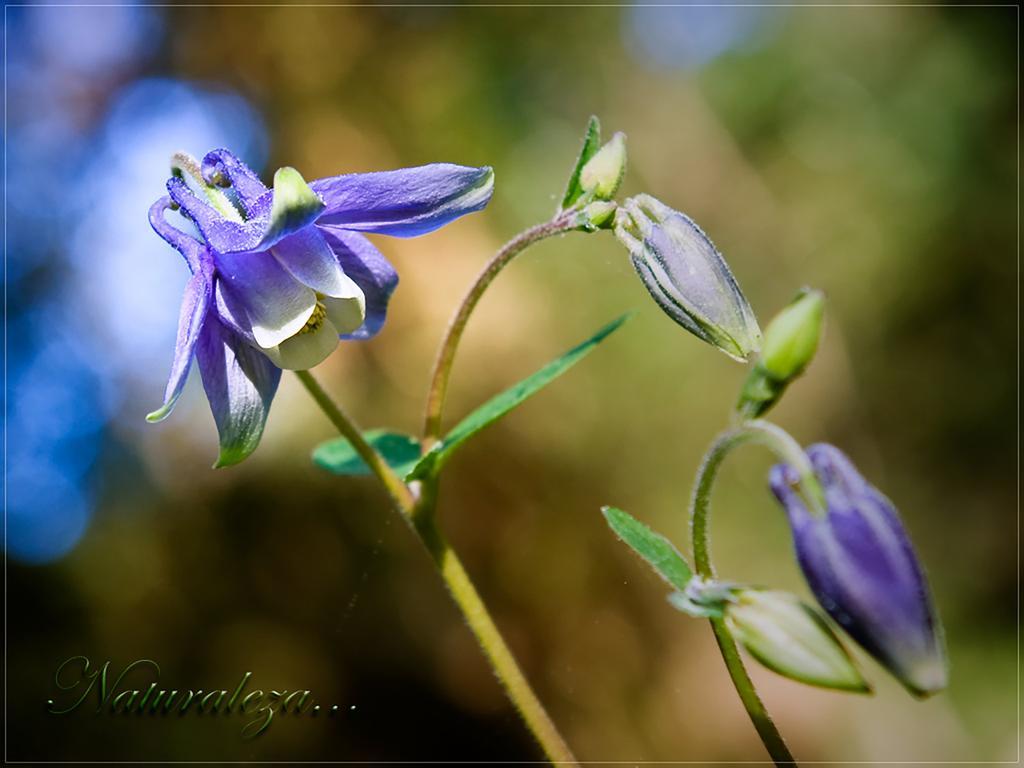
[769,443,947,697]
[148,148,493,467]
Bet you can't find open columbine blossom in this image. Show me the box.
[148,148,494,466]
[769,444,947,697]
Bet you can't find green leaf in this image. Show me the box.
[601,506,692,590]
[560,116,602,210]
[313,430,421,478]
[409,313,631,480]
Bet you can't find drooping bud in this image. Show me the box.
[615,194,761,361]
[738,289,825,418]
[770,444,948,698]
[724,589,870,693]
[579,132,627,201]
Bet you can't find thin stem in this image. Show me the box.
[295,370,416,514]
[690,419,820,766]
[296,370,578,765]
[422,211,578,444]
[413,511,578,766]
[708,617,795,764]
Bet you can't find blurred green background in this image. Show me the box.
[6,4,1017,763]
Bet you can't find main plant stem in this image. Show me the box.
[690,419,818,767]
[422,210,578,444]
[296,370,577,765]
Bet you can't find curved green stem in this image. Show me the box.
[422,210,579,444]
[690,418,819,766]
[296,370,578,766]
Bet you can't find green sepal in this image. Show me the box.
[668,589,726,619]
[736,365,787,419]
[313,430,422,478]
[409,313,631,481]
[579,132,627,201]
[560,116,602,211]
[725,589,872,694]
[574,201,618,232]
[261,166,326,247]
[737,288,825,418]
[602,506,692,590]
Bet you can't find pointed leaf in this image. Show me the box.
[313,430,421,478]
[560,116,602,210]
[602,506,692,590]
[409,313,631,480]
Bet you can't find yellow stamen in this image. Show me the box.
[299,300,327,335]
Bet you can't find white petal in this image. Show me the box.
[323,291,366,336]
[215,250,317,349]
[262,319,340,370]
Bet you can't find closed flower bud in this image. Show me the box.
[770,444,948,697]
[760,288,824,380]
[737,289,825,417]
[615,195,761,361]
[579,132,627,201]
[725,589,870,693]
[575,201,618,232]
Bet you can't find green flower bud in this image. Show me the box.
[616,194,761,361]
[760,288,824,380]
[575,200,618,232]
[737,289,824,418]
[579,132,627,201]
[725,589,870,694]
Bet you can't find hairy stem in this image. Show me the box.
[422,211,578,444]
[412,509,578,766]
[296,370,578,765]
[690,418,820,766]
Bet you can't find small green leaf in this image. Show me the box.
[409,313,631,480]
[313,430,421,478]
[601,506,692,590]
[560,116,602,210]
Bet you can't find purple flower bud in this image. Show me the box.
[769,444,947,697]
[615,195,761,362]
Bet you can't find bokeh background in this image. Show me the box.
[5,4,1017,763]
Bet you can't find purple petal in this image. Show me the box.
[167,174,324,255]
[214,249,316,349]
[148,197,205,274]
[195,317,281,468]
[167,176,265,254]
[773,443,947,696]
[271,227,363,299]
[311,163,493,237]
[147,265,213,422]
[213,278,256,345]
[201,148,271,219]
[319,227,399,340]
